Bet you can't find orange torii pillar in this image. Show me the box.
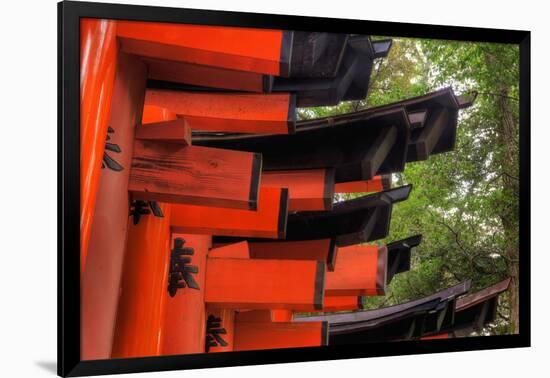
[162,234,212,356]
[116,21,292,76]
[205,309,236,353]
[111,203,172,358]
[334,175,391,194]
[205,258,325,311]
[233,310,328,351]
[325,245,388,297]
[261,169,335,211]
[145,89,296,134]
[81,51,147,360]
[170,187,288,238]
[80,18,117,277]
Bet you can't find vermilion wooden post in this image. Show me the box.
[145,89,296,134]
[323,295,363,312]
[80,18,117,277]
[116,21,292,76]
[248,239,338,271]
[129,140,262,210]
[234,312,328,351]
[162,234,211,356]
[205,308,236,353]
[170,187,289,238]
[81,52,147,360]
[111,203,172,358]
[334,175,391,193]
[261,169,335,211]
[205,259,325,311]
[325,245,387,296]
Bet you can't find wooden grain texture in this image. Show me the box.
[135,118,192,145]
[129,140,261,210]
[170,187,288,239]
[261,168,334,211]
[162,234,211,356]
[145,89,295,134]
[205,259,325,311]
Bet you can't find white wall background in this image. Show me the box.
[0,0,546,376]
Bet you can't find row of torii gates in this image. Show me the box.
[80,19,510,360]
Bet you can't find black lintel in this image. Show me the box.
[386,234,423,285]
[213,184,412,247]
[194,107,410,183]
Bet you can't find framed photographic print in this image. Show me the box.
[58,0,530,376]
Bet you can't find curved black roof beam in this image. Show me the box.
[213,184,412,247]
[308,281,469,344]
[386,234,423,284]
[295,280,471,325]
[449,277,511,334]
[272,37,392,107]
[289,32,349,78]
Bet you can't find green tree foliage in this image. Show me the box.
[304,38,520,335]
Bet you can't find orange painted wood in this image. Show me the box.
[145,58,268,93]
[129,140,261,210]
[142,105,177,124]
[234,309,291,323]
[325,245,387,296]
[116,21,287,75]
[205,259,325,311]
[170,187,288,238]
[205,308,235,353]
[271,309,293,322]
[261,169,334,211]
[334,175,385,193]
[248,239,338,271]
[135,118,192,145]
[81,52,148,360]
[145,90,295,134]
[233,309,273,323]
[420,333,450,340]
[112,203,172,358]
[80,18,118,277]
[323,295,362,312]
[234,314,327,351]
[209,241,250,259]
[162,234,211,356]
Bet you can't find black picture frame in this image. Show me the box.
[58,1,531,376]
